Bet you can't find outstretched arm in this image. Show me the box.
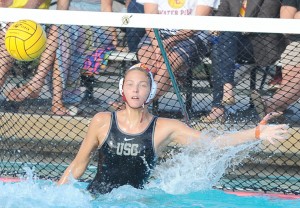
[162,113,288,148]
[215,113,288,147]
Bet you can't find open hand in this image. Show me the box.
[259,112,289,144]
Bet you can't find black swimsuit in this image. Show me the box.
[87,112,158,194]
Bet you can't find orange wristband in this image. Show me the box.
[255,119,268,139]
[259,119,268,125]
[255,125,261,139]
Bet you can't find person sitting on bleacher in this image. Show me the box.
[136,0,220,99]
[4,0,113,116]
[251,0,300,119]
[202,0,287,123]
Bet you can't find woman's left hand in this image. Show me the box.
[259,124,289,144]
[258,112,289,144]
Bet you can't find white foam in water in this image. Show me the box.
[0,167,93,208]
[146,129,260,195]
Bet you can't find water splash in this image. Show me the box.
[0,167,92,208]
[147,129,260,194]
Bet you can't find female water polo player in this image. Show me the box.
[58,63,288,194]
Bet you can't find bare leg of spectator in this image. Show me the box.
[138,45,183,99]
[202,32,238,123]
[203,107,225,122]
[138,45,167,98]
[265,65,300,113]
[51,58,69,115]
[223,83,235,105]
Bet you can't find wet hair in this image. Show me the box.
[124,67,152,87]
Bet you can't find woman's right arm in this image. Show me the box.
[57,113,110,185]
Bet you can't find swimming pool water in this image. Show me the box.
[1,179,300,208]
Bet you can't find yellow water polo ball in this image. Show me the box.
[5,19,47,61]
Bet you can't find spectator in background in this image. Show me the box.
[202,0,287,123]
[136,0,219,99]
[251,0,300,119]
[101,0,146,53]
[4,0,112,115]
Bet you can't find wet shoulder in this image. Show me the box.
[91,112,112,126]
[155,117,182,132]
